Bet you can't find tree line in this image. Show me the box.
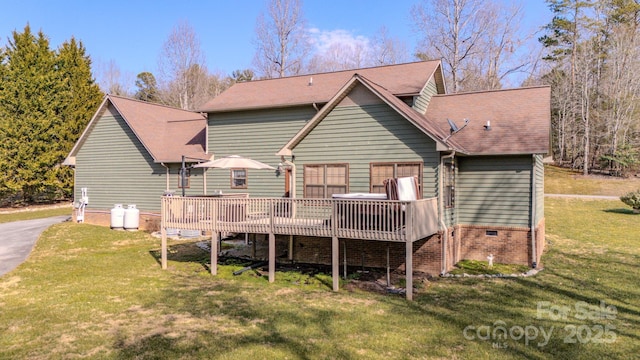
[539,0,640,176]
[1,0,638,205]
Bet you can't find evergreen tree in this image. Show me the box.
[231,69,255,82]
[0,25,103,203]
[134,71,159,102]
[54,37,103,196]
[0,25,60,202]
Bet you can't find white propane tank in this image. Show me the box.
[110,204,125,230]
[124,205,140,231]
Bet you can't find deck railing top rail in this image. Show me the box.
[161,195,439,242]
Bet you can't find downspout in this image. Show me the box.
[439,151,455,275]
[530,155,537,268]
[161,163,170,191]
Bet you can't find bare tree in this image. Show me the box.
[370,26,411,66]
[157,21,208,110]
[253,0,310,78]
[474,2,529,89]
[412,0,529,92]
[306,40,368,73]
[539,0,640,175]
[600,18,640,175]
[96,59,130,96]
[412,0,492,92]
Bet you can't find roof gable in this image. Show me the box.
[200,60,442,112]
[277,74,450,156]
[66,95,207,165]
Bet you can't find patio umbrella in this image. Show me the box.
[192,155,275,170]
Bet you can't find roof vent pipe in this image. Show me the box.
[309,77,313,86]
[484,120,491,131]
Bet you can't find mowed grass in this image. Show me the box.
[0,170,638,358]
[0,205,71,223]
[0,197,638,359]
[545,165,640,196]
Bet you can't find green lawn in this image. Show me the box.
[0,205,71,223]
[545,165,640,196]
[0,197,638,359]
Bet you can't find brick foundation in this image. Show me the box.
[448,221,546,269]
[72,209,161,232]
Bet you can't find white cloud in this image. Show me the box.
[308,28,370,55]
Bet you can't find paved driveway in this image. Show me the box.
[0,216,70,277]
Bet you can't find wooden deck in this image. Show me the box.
[160,195,440,300]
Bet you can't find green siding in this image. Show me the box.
[292,103,439,198]
[75,105,204,212]
[413,77,438,114]
[534,154,544,225]
[207,107,314,197]
[457,156,532,227]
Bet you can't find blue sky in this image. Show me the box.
[0,1,552,90]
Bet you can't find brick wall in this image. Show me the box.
[450,223,546,267]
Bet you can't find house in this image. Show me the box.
[66,60,550,291]
[64,95,210,224]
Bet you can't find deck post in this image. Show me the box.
[160,197,167,270]
[268,198,276,283]
[211,231,218,275]
[332,236,339,291]
[268,233,276,283]
[161,227,167,270]
[288,235,294,261]
[406,240,413,301]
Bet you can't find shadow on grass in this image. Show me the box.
[603,208,638,215]
[149,242,211,273]
[129,235,640,359]
[114,276,354,359]
[149,240,338,291]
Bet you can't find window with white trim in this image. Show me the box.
[231,168,247,189]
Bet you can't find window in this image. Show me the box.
[443,159,455,208]
[178,168,190,188]
[370,162,422,194]
[231,168,247,189]
[304,164,348,198]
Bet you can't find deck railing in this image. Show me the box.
[161,195,439,242]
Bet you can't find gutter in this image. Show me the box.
[439,150,455,275]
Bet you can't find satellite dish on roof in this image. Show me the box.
[447,118,459,133]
